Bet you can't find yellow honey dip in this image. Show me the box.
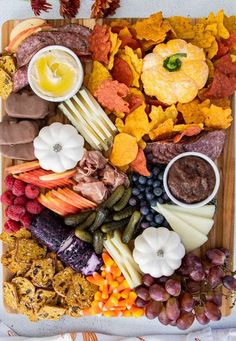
[31,50,79,98]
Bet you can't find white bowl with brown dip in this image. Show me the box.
[163,152,220,208]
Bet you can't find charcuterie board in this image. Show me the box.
[1,16,235,320]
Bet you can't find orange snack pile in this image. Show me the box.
[83,253,144,317]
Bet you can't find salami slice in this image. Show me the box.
[16,26,91,68]
[146,130,226,164]
[13,65,29,92]
[57,24,91,38]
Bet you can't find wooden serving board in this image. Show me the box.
[1,19,235,317]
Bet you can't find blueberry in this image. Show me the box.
[140,221,150,229]
[140,199,147,207]
[139,186,145,192]
[145,186,152,193]
[146,192,154,201]
[132,188,140,196]
[138,193,144,200]
[162,193,169,201]
[146,213,154,222]
[153,180,161,188]
[154,188,163,197]
[150,199,158,207]
[146,153,153,162]
[147,179,153,186]
[140,206,149,215]
[132,174,139,181]
[129,197,137,206]
[152,167,159,176]
[157,172,164,181]
[138,176,147,185]
[154,214,164,225]
[157,198,164,204]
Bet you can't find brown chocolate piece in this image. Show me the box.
[0,143,35,160]
[0,120,39,145]
[6,91,57,119]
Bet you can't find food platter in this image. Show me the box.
[0,12,236,327]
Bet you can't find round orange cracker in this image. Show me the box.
[110,133,138,167]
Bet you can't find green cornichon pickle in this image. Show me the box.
[122,211,141,244]
[89,209,109,232]
[64,211,92,226]
[102,185,125,209]
[75,229,93,243]
[113,187,132,211]
[113,206,134,221]
[76,212,97,230]
[93,231,104,255]
[101,218,130,233]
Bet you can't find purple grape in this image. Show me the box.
[142,274,155,287]
[176,312,195,330]
[190,269,205,282]
[206,249,226,266]
[158,306,171,325]
[207,266,224,288]
[166,297,180,321]
[135,297,148,308]
[149,284,170,302]
[222,275,236,290]
[186,280,201,293]
[136,286,150,301]
[180,292,194,312]
[145,300,162,319]
[204,302,221,321]
[165,279,181,297]
[195,306,210,325]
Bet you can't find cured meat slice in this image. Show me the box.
[146,130,226,164]
[16,28,91,68]
[0,142,35,160]
[57,24,91,38]
[13,65,28,92]
[0,120,39,145]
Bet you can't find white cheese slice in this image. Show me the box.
[153,204,208,252]
[172,211,214,236]
[161,204,215,219]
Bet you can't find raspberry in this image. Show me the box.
[5,175,15,191]
[25,184,40,199]
[1,191,15,206]
[6,205,26,221]
[14,195,28,206]
[4,219,21,233]
[20,213,32,228]
[26,200,44,215]
[12,179,26,197]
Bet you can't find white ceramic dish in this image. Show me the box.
[28,45,84,102]
[163,151,220,208]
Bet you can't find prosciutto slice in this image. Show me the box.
[73,181,108,204]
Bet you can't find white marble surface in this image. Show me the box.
[0,0,236,337]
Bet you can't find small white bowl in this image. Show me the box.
[28,45,84,102]
[163,152,220,208]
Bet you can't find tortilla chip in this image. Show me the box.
[201,104,233,129]
[167,16,195,39]
[110,133,138,167]
[149,118,174,141]
[177,99,210,124]
[87,61,111,95]
[119,46,143,87]
[122,103,149,141]
[149,105,178,130]
[108,30,122,70]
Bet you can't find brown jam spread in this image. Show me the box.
[167,156,216,204]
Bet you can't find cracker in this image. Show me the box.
[27,258,55,288]
[0,68,13,99]
[37,305,66,320]
[15,239,47,263]
[3,282,19,310]
[0,55,16,76]
[34,289,57,310]
[52,267,74,297]
[12,276,35,300]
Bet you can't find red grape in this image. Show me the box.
[180,292,195,312]
[165,279,181,297]
[142,274,155,287]
[186,280,201,293]
[222,276,236,290]
[211,292,222,307]
[204,302,222,321]
[208,266,224,288]
[145,300,162,320]
[219,247,230,259]
[158,306,171,325]
[195,306,210,325]
[166,297,180,321]
[135,297,148,308]
[157,276,168,285]
[169,320,177,326]
[183,253,203,271]
[190,269,205,282]
[206,249,226,266]
[176,312,195,330]
[149,284,170,302]
[136,286,150,301]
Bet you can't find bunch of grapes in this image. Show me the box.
[129,164,170,228]
[135,248,236,330]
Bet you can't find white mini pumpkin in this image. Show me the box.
[34,122,84,173]
[133,227,185,278]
